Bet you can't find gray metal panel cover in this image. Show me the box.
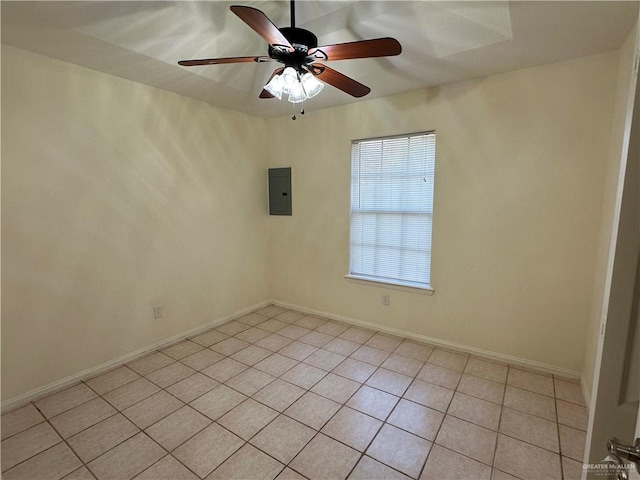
[268,167,291,215]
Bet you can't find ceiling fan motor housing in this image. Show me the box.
[269,27,319,68]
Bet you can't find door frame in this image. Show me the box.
[583,13,640,479]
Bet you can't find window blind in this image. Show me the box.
[350,132,435,288]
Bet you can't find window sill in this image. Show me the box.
[344,275,434,296]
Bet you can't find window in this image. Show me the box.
[349,131,435,291]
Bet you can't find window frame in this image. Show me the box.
[346,130,436,295]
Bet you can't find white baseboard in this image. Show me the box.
[3,297,583,413]
[1,300,271,413]
[273,300,582,381]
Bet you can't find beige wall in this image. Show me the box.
[267,51,619,373]
[582,24,638,402]
[1,46,270,402]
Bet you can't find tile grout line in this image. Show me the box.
[426,354,502,475]
[491,366,504,476]
[0,419,83,478]
[21,402,106,479]
[414,366,457,479]
[197,344,364,477]
[490,365,509,477]
[553,375,567,480]
[258,341,411,477]
[50,364,214,477]
[82,431,170,480]
[133,452,203,480]
[341,370,417,479]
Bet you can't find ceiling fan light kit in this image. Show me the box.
[264,67,324,103]
[178,0,401,117]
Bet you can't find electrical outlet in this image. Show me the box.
[153,305,163,319]
[382,295,390,306]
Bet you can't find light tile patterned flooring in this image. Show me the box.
[1,305,588,480]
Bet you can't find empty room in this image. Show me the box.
[2,1,640,479]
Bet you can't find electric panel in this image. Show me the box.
[268,167,292,215]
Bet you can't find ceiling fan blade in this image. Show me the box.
[309,37,401,61]
[259,67,284,98]
[312,64,370,98]
[178,56,271,66]
[230,5,294,52]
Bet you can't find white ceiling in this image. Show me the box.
[2,1,638,118]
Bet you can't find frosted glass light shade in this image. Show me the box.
[301,72,324,99]
[281,67,298,94]
[287,81,306,103]
[264,74,284,99]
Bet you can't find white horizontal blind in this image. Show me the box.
[350,132,435,288]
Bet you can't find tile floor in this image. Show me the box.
[1,305,588,480]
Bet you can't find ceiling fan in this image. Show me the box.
[178,0,402,108]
